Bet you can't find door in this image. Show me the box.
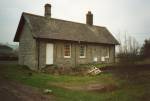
[46,43,54,64]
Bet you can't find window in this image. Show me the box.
[64,44,71,58]
[106,47,110,58]
[102,47,109,57]
[101,46,110,62]
[80,45,86,58]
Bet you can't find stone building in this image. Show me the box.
[14,4,119,70]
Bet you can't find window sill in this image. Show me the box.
[64,56,71,58]
[80,56,86,58]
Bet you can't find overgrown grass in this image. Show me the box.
[77,63,115,69]
[0,64,150,101]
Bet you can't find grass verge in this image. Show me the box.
[0,64,150,101]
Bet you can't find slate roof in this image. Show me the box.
[14,12,119,45]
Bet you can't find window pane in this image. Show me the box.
[64,44,71,57]
[80,45,86,57]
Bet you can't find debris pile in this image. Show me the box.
[87,66,102,75]
[44,89,53,94]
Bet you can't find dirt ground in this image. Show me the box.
[0,77,55,101]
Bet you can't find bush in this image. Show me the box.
[117,53,140,63]
[140,39,150,59]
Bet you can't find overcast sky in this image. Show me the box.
[0,0,150,45]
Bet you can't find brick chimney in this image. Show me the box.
[86,11,93,25]
[45,4,51,18]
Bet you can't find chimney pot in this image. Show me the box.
[86,11,93,25]
[45,4,51,18]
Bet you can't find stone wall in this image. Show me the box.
[39,41,115,69]
[19,22,37,70]
[38,41,46,69]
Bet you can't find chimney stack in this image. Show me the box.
[86,11,93,25]
[45,4,51,18]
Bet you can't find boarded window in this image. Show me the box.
[103,47,110,58]
[64,44,71,58]
[106,47,110,57]
[80,45,86,58]
[101,46,110,61]
[102,47,109,57]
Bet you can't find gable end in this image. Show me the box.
[14,14,26,42]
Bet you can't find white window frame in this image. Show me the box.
[64,44,71,58]
[79,45,86,58]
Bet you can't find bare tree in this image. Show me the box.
[116,32,140,63]
[117,32,139,55]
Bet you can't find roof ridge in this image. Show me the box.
[23,12,44,18]
[22,12,105,28]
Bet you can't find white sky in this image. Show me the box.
[0,0,150,45]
